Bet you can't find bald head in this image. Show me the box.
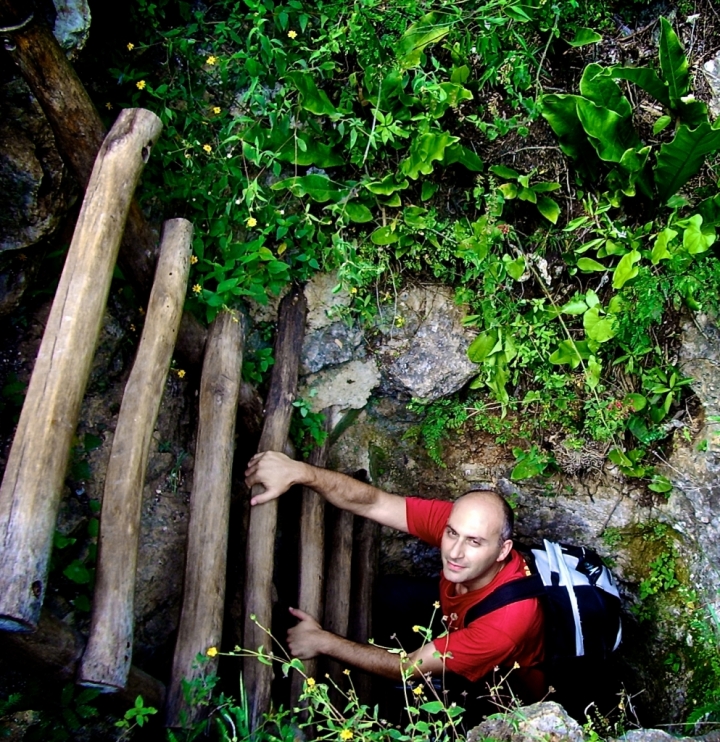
[452,490,514,546]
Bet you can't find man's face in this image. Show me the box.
[440,493,512,592]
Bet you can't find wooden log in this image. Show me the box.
[243,285,306,730]
[0,108,162,632]
[348,517,380,702]
[290,416,331,706]
[0,610,165,710]
[78,219,193,691]
[165,310,244,728]
[0,0,207,367]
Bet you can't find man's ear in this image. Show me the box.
[497,539,513,562]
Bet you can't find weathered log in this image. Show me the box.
[78,219,193,691]
[243,285,306,730]
[348,517,380,702]
[0,0,207,367]
[0,610,165,710]
[290,416,331,706]
[0,108,163,632]
[165,310,244,728]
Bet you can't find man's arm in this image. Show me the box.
[286,608,447,681]
[245,450,408,532]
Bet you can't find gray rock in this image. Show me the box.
[468,701,584,742]
[378,285,478,401]
[53,0,92,54]
[299,359,380,413]
[305,270,351,330]
[301,321,363,374]
[703,54,720,120]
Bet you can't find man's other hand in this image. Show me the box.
[245,451,304,506]
[287,607,326,659]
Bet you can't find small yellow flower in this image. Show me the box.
[127,42,135,51]
[206,647,218,657]
[287,30,298,39]
[339,730,353,741]
[413,685,424,696]
[412,625,420,633]
[105,102,112,110]
[343,668,351,676]
[203,143,212,153]
[213,106,221,114]
[130,324,136,332]
[306,677,316,688]
[136,79,146,90]
[349,287,358,294]
[177,369,186,379]
[190,255,198,265]
[512,662,520,670]
[192,284,202,294]
[433,601,441,609]
[246,217,258,228]
[206,55,217,65]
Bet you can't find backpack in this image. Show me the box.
[463,539,622,661]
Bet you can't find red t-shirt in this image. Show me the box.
[406,497,545,698]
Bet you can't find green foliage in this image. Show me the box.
[116,696,158,737]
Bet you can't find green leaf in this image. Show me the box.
[653,115,672,135]
[505,256,526,280]
[499,183,518,199]
[651,227,677,264]
[624,393,647,411]
[576,98,639,163]
[658,17,689,105]
[608,66,671,109]
[648,474,673,494]
[583,306,616,343]
[561,298,588,315]
[577,257,606,272]
[396,12,451,69]
[511,457,544,480]
[271,174,345,203]
[421,181,438,201]
[537,196,560,224]
[612,249,641,289]
[370,225,400,245]
[286,71,337,116]
[345,202,374,223]
[467,330,500,363]
[401,131,459,179]
[580,64,632,117]
[63,560,91,584]
[490,164,520,180]
[654,122,720,204]
[365,173,409,195]
[682,214,716,255]
[540,94,599,168]
[549,339,591,368]
[585,355,602,390]
[567,28,602,47]
[419,701,444,714]
[441,144,483,171]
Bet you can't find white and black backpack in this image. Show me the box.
[463,540,622,661]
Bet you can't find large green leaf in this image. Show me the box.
[607,66,671,109]
[286,72,337,116]
[400,131,459,179]
[612,249,641,289]
[580,64,632,118]
[537,196,560,224]
[576,98,639,163]
[682,214,716,255]
[654,122,720,203]
[344,202,374,223]
[567,28,602,47]
[395,11,452,69]
[442,143,483,171]
[540,94,599,168]
[583,306,616,342]
[271,174,346,203]
[658,17,689,105]
[467,330,501,363]
[370,225,400,245]
[364,173,410,195]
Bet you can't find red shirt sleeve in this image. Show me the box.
[406,497,453,547]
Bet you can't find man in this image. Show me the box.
[245,450,545,701]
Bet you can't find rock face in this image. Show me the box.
[468,702,584,742]
[52,0,92,54]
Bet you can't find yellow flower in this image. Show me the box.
[177,370,186,379]
[206,647,218,657]
[192,284,202,294]
[213,106,221,114]
[127,42,135,51]
[203,144,212,153]
[136,80,146,90]
[433,601,441,609]
[287,30,298,39]
[190,255,198,265]
[105,102,112,110]
[306,677,316,687]
[349,287,358,294]
[246,217,258,228]
[206,55,217,65]
[343,668,351,676]
[339,730,353,741]
[412,625,420,633]
[413,685,424,696]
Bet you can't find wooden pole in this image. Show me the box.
[243,285,306,730]
[348,518,380,702]
[290,416,331,706]
[165,310,244,728]
[78,218,193,691]
[0,0,207,368]
[0,610,165,710]
[0,108,162,632]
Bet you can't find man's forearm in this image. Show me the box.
[315,631,414,681]
[300,464,387,518]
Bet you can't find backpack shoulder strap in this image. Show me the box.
[463,574,545,628]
